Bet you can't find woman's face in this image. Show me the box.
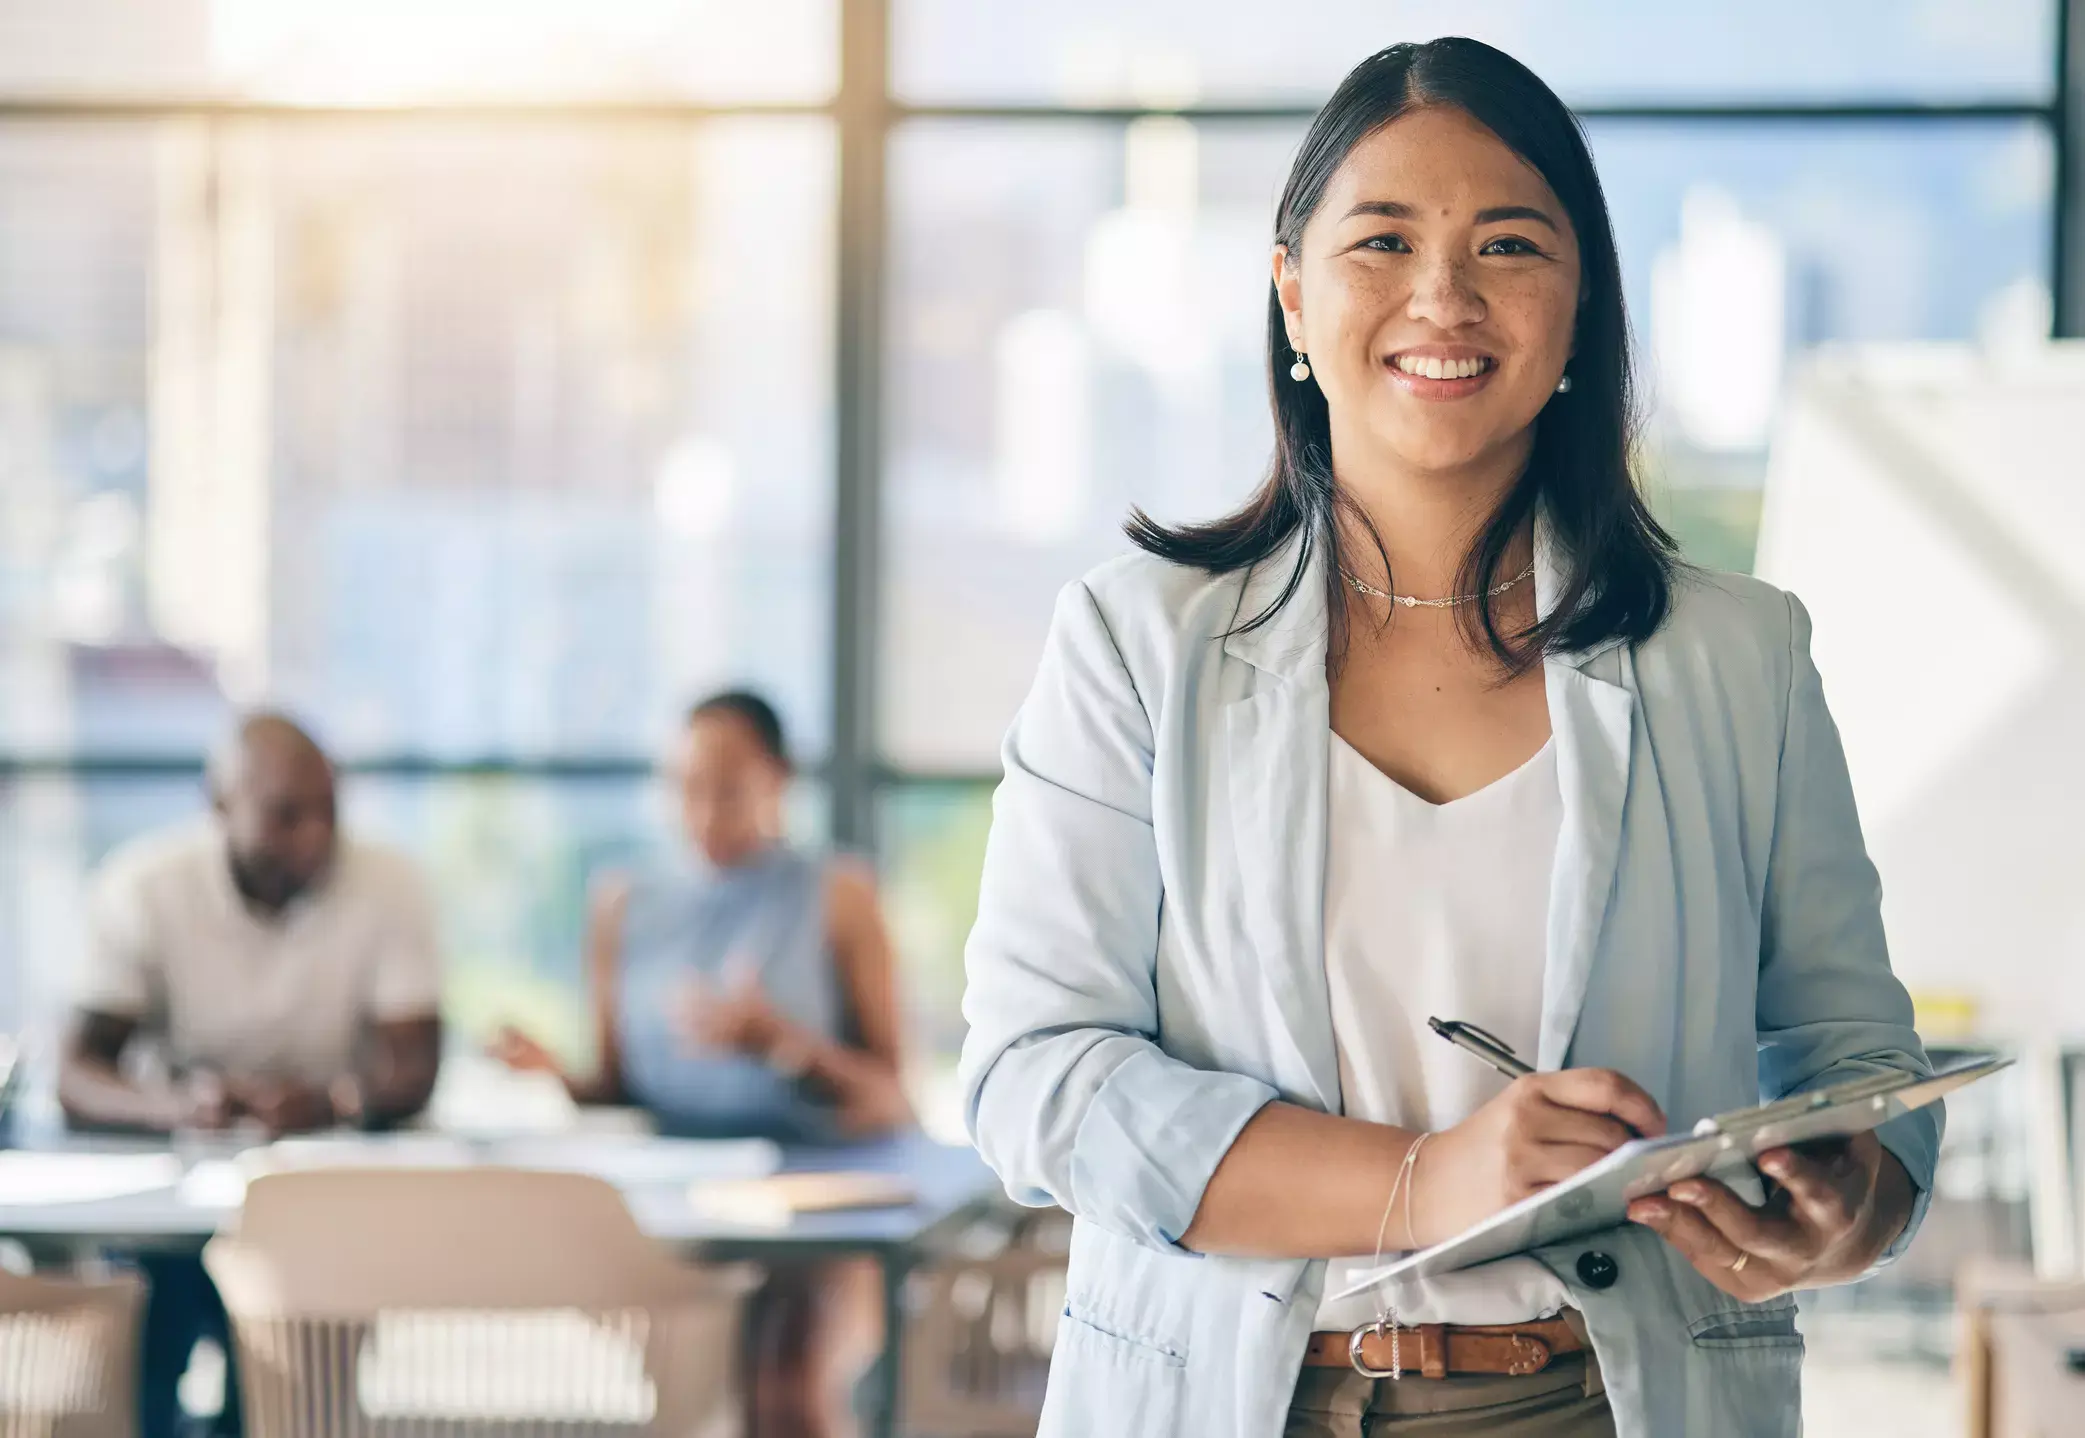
[1276,104,1582,480]
[669,712,787,868]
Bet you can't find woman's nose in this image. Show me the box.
[1406,255,1485,328]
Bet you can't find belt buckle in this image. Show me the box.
[1348,1317,1403,1380]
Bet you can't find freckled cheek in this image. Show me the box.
[1487,281,1578,370]
[1310,267,1405,350]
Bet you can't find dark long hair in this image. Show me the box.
[1127,37,1674,670]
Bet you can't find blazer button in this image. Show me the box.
[1576,1251,1620,1290]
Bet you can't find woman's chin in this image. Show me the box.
[1368,431,1521,481]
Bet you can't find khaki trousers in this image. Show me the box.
[1284,1343,1615,1437]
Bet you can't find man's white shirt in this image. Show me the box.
[79,821,442,1084]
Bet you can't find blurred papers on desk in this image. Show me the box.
[687,1172,917,1229]
[260,1135,478,1170]
[176,1159,248,1209]
[0,1151,182,1205]
[177,1134,783,1210]
[169,1136,477,1212]
[491,1136,781,1187]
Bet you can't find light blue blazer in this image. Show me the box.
[959,528,1940,1438]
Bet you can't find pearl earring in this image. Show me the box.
[1555,373,1572,394]
[1290,351,1311,382]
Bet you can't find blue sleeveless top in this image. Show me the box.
[614,847,844,1144]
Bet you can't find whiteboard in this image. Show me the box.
[1752,341,2085,1039]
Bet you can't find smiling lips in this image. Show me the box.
[1385,350,1496,396]
[1394,353,1492,379]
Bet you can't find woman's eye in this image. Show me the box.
[1361,234,1412,254]
[1481,236,1541,256]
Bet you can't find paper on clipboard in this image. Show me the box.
[1330,1055,2007,1302]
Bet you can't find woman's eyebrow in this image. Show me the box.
[1474,204,1558,230]
[1341,199,1417,221]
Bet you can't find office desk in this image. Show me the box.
[1958,1258,2085,1438]
[0,1129,1003,1438]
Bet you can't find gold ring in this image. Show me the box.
[1728,1252,1750,1274]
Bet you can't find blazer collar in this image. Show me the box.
[1533,508,1627,670]
[1220,528,1329,686]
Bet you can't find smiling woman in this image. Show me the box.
[1128,45,1672,679]
[961,35,1940,1438]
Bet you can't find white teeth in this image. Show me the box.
[1395,355,1488,379]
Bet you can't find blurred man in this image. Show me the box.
[58,711,443,1438]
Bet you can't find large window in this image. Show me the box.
[0,117,834,763]
[882,118,1299,770]
[0,0,2072,1136]
[0,8,837,1060]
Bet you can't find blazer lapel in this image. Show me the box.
[1538,659,1635,1070]
[1222,536,1342,1114]
[1532,516,1637,1070]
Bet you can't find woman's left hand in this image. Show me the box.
[1625,1133,1911,1299]
[677,972,787,1058]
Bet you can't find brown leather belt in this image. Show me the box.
[1303,1317,1586,1379]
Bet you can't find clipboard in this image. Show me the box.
[1330,1054,2008,1302]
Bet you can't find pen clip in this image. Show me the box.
[1436,1019,1519,1058]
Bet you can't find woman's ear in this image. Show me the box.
[1272,243,1306,351]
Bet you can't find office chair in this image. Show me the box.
[0,1267,144,1438]
[204,1168,753,1437]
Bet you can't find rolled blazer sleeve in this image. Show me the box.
[1755,591,1941,1263]
[959,580,1277,1252]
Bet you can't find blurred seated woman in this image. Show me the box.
[493,689,910,1438]
[494,689,911,1143]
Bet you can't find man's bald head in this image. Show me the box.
[208,712,329,794]
[209,712,338,911]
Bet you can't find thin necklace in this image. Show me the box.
[1346,561,1536,609]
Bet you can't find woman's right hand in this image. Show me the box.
[488,1025,562,1077]
[1411,1068,1666,1247]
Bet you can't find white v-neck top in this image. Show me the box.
[1314,731,1574,1332]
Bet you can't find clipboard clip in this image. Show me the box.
[1688,1067,1917,1138]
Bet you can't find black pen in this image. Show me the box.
[1428,1017,1535,1079]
